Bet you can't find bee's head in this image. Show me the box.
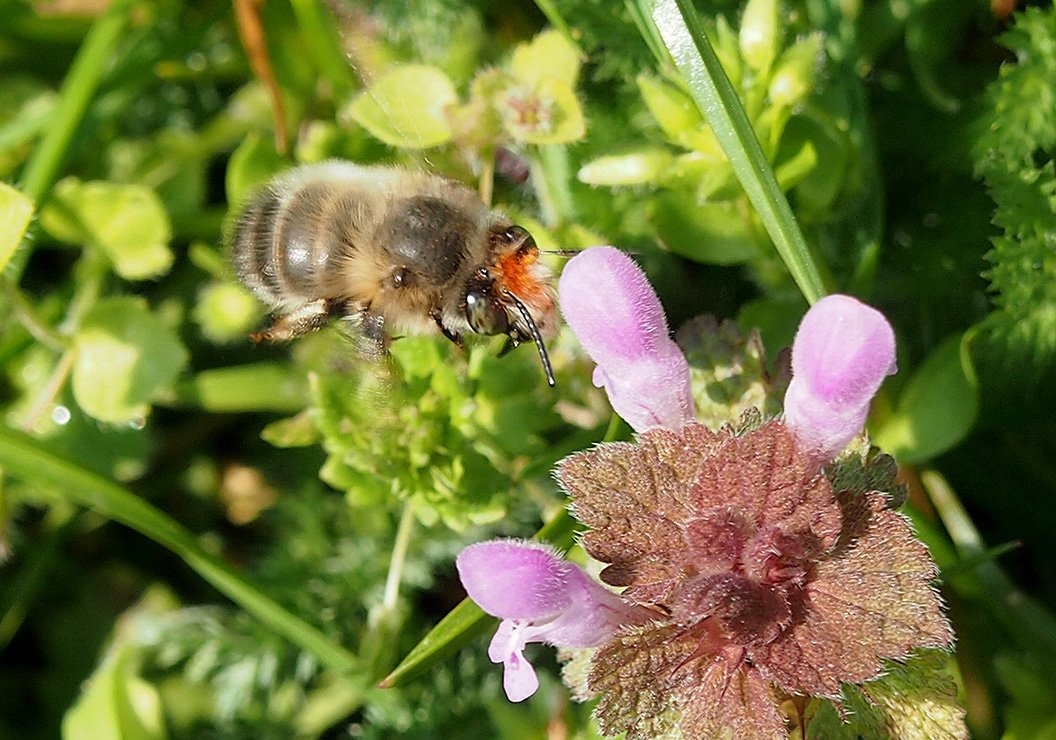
[463,224,556,386]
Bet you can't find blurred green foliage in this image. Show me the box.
[0,0,1054,738]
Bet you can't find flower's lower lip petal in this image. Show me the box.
[502,651,540,702]
[488,619,517,664]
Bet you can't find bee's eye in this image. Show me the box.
[465,289,509,336]
[502,225,529,243]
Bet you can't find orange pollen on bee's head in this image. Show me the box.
[496,248,551,306]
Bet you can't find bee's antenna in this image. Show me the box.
[539,249,581,257]
[504,291,556,388]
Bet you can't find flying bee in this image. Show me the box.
[230,161,557,385]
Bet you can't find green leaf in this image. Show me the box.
[645,0,827,303]
[873,332,978,464]
[225,132,286,209]
[41,178,173,280]
[676,315,785,431]
[650,192,761,264]
[192,282,262,344]
[378,597,492,689]
[806,650,967,739]
[345,65,457,149]
[971,6,1056,395]
[261,411,320,448]
[510,28,581,89]
[577,149,676,186]
[739,0,780,77]
[636,74,706,150]
[62,648,168,740]
[172,363,307,413]
[72,297,188,424]
[767,34,821,109]
[778,113,848,215]
[0,182,34,273]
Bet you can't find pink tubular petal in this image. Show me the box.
[784,294,896,462]
[559,247,693,432]
[457,540,574,620]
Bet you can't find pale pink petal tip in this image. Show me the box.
[457,540,573,620]
[558,247,693,432]
[784,294,896,462]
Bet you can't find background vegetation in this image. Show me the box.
[1,0,1054,737]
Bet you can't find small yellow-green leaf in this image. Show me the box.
[805,650,966,739]
[41,178,173,280]
[261,411,320,448]
[61,647,168,740]
[769,33,821,109]
[344,65,456,149]
[739,0,780,76]
[873,332,978,464]
[173,363,307,413]
[577,149,675,186]
[193,282,262,344]
[510,29,581,89]
[0,182,34,273]
[73,297,189,424]
[637,74,703,144]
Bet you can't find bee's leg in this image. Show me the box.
[430,308,463,347]
[252,299,331,341]
[357,310,389,360]
[496,336,520,357]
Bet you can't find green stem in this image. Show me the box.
[531,0,586,59]
[1,279,69,351]
[0,506,79,651]
[19,348,76,432]
[382,504,415,613]
[289,0,356,99]
[9,0,136,282]
[16,0,135,204]
[646,0,828,304]
[923,469,1056,666]
[380,502,582,689]
[0,426,360,675]
[530,144,575,228]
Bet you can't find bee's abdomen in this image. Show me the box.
[232,182,352,308]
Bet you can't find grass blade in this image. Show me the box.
[647,0,827,304]
[0,425,359,675]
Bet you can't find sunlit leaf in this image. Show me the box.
[577,149,675,186]
[0,182,34,273]
[61,647,168,740]
[41,178,173,280]
[873,332,978,464]
[650,193,761,264]
[193,282,261,344]
[72,297,188,424]
[510,28,581,89]
[345,65,457,149]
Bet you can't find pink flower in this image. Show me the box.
[456,539,650,702]
[783,294,896,463]
[558,247,693,432]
